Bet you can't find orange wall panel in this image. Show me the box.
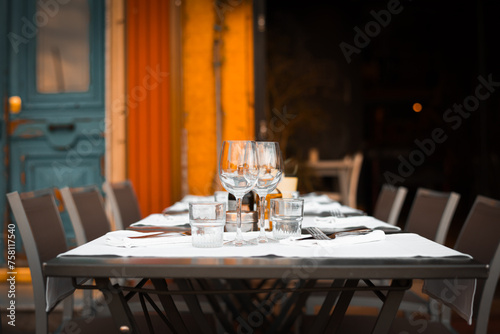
[222,1,255,141]
[126,0,171,215]
[182,0,217,195]
[182,0,254,196]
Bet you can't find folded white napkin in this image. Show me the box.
[180,195,214,203]
[162,195,215,213]
[303,201,342,215]
[105,230,191,248]
[301,193,337,204]
[281,230,386,247]
[302,216,400,232]
[130,213,189,227]
[163,202,189,213]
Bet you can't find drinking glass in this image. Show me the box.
[270,198,304,240]
[218,140,259,246]
[254,141,284,243]
[189,202,226,248]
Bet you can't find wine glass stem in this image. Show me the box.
[236,196,243,246]
[259,196,266,239]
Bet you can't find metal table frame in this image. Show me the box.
[44,255,487,334]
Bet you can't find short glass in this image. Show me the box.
[189,202,226,248]
[270,198,304,239]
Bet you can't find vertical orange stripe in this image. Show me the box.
[149,0,160,212]
[126,0,172,216]
[161,0,171,209]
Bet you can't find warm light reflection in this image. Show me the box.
[413,103,422,112]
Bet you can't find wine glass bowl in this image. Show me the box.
[218,141,259,246]
[219,163,258,197]
[254,142,284,243]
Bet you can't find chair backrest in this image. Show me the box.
[103,180,142,230]
[346,152,364,209]
[404,188,460,244]
[453,195,500,334]
[373,184,408,226]
[7,190,69,334]
[60,185,111,245]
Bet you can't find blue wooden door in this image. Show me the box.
[3,0,105,254]
[1,0,7,263]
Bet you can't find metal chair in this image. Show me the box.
[404,188,460,245]
[60,185,114,317]
[60,185,111,245]
[7,190,169,333]
[359,188,460,311]
[7,190,74,334]
[306,187,461,320]
[426,195,500,334]
[103,180,142,230]
[372,184,408,226]
[336,195,500,334]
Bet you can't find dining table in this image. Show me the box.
[43,195,489,334]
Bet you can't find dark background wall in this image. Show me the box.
[264,0,500,244]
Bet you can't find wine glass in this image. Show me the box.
[218,140,259,246]
[254,142,284,243]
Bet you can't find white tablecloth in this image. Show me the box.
[47,232,475,322]
[56,231,467,259]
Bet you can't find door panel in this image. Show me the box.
[9,0,104,115]
[7,0,105,252]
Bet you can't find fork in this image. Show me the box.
[129,231,190,239]
[330,208,345,218]
[306,226,373,240]
[306,227,330,240]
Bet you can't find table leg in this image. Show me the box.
[323,279,359,333]
[151,279,190,334]
[197,279,237,334]
[307,279,346,334]
[175,279,214,334]
[94,277,140,333]
[275,279,317,334]
[370,279,411,334]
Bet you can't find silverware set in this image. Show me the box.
[330,209,345,218]
[129,231,191,239]
[306,226,372,240]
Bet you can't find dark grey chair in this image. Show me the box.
[60,185,114,317]
[404,188,460,245]
[7,189,167,334]
[60,185,111,245]
[336,195,500,334]
[373,184,408,226]
[103,180,142,230]
[7,189,73,334]
[308,188,461,315]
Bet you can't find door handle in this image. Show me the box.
[9,96,22,114]
[48,123,75,132]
